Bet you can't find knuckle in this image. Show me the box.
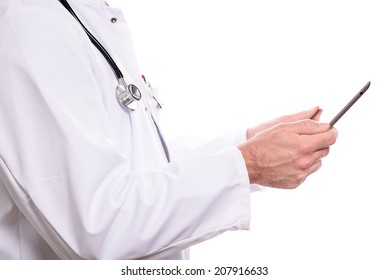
[296,157,311,170]
[297,141,312,155]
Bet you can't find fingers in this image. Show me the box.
[312,147,330,163]
[240,117,337,189]
[282,120,338,152]
[247,106,323,140]
[305,128,338,152]
[286,119,330,135]
[294,147,329,174]
[307,160,323,177]
[279,106,321,122]
[311,109,323,121]
[306,148,329,178]
[288,149,329,188]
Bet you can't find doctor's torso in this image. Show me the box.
[0,0,170,259]
[0,0,253,260]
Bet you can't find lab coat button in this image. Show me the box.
[111,17,117,23]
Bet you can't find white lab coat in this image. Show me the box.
[0,0,262,260]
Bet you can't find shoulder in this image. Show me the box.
[1,0,70,29]
[0,0,91,59]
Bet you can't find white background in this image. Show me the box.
[110,0,388,279]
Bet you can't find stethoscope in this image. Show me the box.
[59,0,148,111]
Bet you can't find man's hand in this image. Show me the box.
[246,106,323,140]
[239,119,337,189]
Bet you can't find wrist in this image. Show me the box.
[238,142,258,184]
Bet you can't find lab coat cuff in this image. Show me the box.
[230,147,251,230]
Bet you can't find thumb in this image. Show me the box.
[288,119,330,135]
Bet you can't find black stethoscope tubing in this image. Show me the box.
[59,0,143,111]
[59,0,124,80]
[58,0,169,160]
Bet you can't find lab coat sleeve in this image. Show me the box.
[168,132,265,193]
[168,130,247,159]
[0,9,256,259]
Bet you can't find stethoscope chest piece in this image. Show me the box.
[59,0,148,113]
[116,78,142,111]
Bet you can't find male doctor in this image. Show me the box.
[0,0,337,259]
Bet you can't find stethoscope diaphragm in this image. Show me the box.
[116,78,142,111]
